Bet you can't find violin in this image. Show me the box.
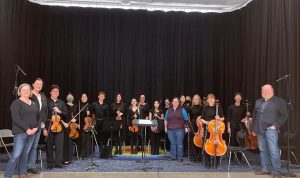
[51,111,62,133]
[244,100,258,150]
[129,120,139,133]
[193,118,204,148]
[69,113,79,139]
[83,113,95,132]
[204,100,227,157]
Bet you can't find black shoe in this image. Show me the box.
[27,168,41,174]
[62,161,69,165]
[47,165,53,170]
[271,172,281,178]
[55,164,63,168]
[255,171,271,175]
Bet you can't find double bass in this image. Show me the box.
[244,100,258,150]
[204,100,227,157]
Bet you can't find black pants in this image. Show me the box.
[46,131,64,166]
[63,128,73,162]
[130,134,139,152]
[80,131,91,158]
[229,127,242,160]
[113,129,125,153]
[150,131,160,155]
[189,132,203,162]
[204,151,221,168]
[95,120,110,148]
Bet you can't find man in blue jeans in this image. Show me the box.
[253,84,288,178]
[164,97,188,162]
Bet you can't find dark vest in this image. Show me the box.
[167,108,185,130]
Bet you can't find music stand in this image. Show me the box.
[133,119,158,171]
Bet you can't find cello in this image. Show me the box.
[204,100,227,169]
[244,100,258,150]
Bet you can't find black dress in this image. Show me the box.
[188,105,203,162]
[79,102,92,159]
[64,103,78,163]
[149,109,164,155]
[111,102,127,154]
[127,108,140,154]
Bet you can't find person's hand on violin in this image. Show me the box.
[71,118,76,123]
[53,106,61,114]
[133,114,137,119]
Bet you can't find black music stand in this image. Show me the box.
[133,119,158,171]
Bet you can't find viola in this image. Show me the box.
[51,111,62,133]
[204,101,227,156]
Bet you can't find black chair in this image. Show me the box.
[227,133,251,171]
[37,144,46,169]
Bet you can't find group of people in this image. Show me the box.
[4,78,288,178]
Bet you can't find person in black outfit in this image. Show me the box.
[79,93,91,160]
[91,91,110,153]
[127,98,140,154]
[111,93,127,155]
[63,92,78,165]
[149,100,164,155]
[200,94,225,169]
[180,95,191,157]
[45,85,68,169]
[188,94,203,162]
[163,98,171,151]
[227,92,247,160]
[27,78,48,174]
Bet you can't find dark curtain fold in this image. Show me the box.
[0,0,300,159]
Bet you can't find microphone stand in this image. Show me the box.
[12,66,20,98]
[278,75,296,177]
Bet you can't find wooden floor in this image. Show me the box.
[1,172,300,178]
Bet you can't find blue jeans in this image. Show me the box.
[258,129,281,173]
[4,133,35,178]
[167,128,185,160]
[28,129,41,169]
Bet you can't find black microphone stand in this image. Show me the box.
[12,66,20,98]
[278,75,296,177]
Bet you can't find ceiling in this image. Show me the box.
[28,0,253,13]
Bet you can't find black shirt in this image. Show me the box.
[227,104,246,129]
[10,99,39,135]
[91,101,110,120]
[188,105,203,129]
[47,98,68,128]
[201,105,224,121]
[66,103,78,123]
[30,93,48,129]
[111,102,126,130]
[139,103,150,119]
[78,102,91,130]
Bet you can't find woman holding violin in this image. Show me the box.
[63,92,78,165]
[200,94,225,169]
[45,85,68,169]
[79,93,92,160]
[188,94,203,162]
[127,98,140,154]
[149,100,164,155]
[111,93,126,155]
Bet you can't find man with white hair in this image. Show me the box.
[253,84,288,178]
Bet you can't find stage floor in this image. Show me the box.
[1,172,300,178]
